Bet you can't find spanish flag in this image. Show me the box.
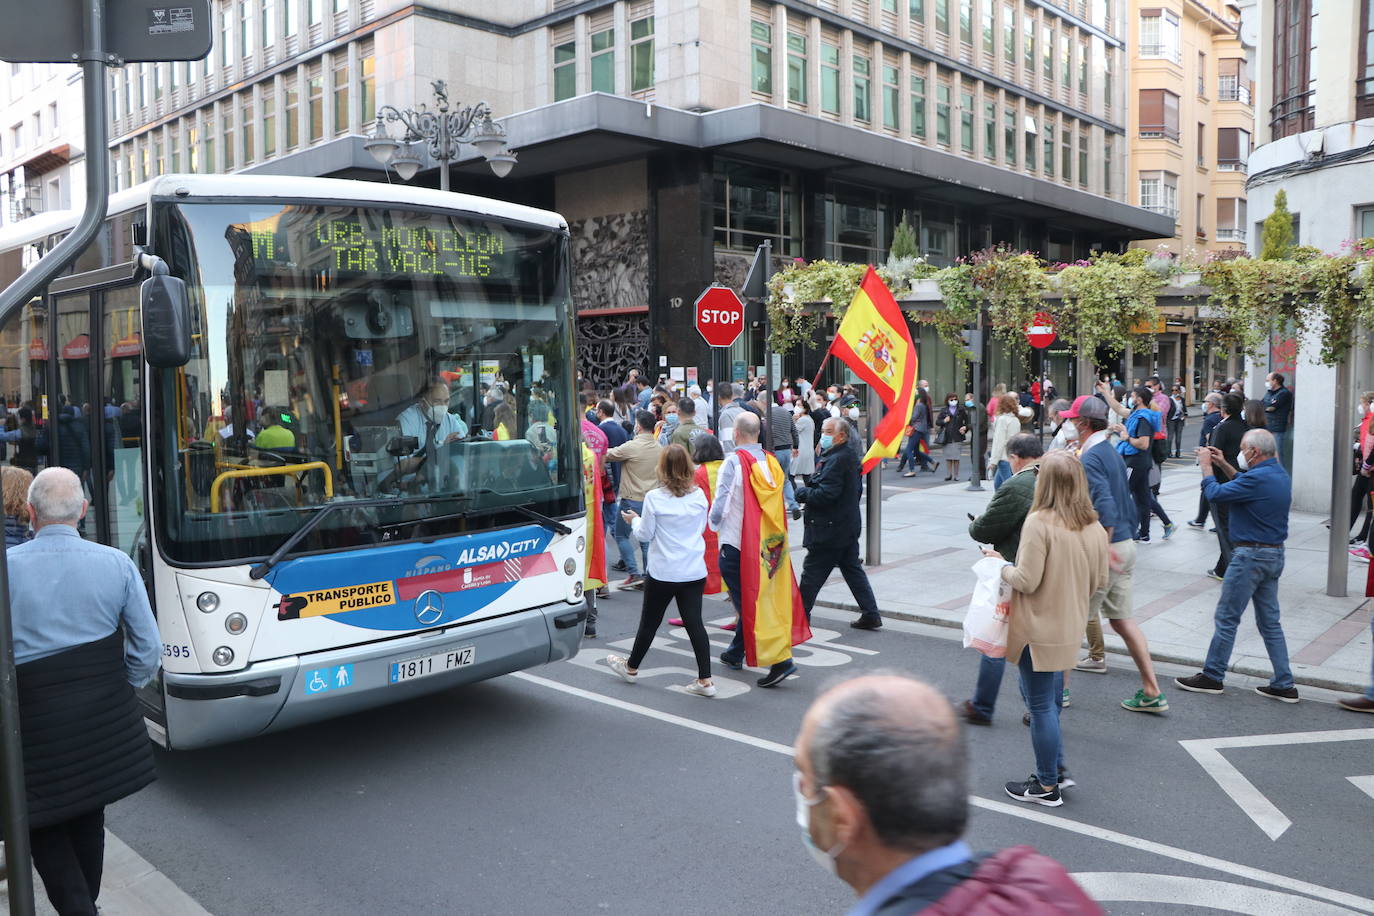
[581,443,607,590]
[829,266,919,474]
[737,449,811,667]
[694,460,726,596]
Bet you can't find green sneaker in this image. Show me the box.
[1122,689,1169,713]
[1060,689,1071,708]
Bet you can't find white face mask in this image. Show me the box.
[1062,422,1078,440]
[1361,403,1369,416]
[948,400,958,408]
[793,772,842,875]
[848,407,860,420]
[426,404,447,423]
[1237,449,1250,471]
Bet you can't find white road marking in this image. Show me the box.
[1348,776,1374,802]
[1070,873,1363,915]
[1179,729,1374,840]
[515,672,1374,914]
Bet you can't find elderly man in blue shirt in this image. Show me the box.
[1176,428,1298,702]
[11,467,161,916]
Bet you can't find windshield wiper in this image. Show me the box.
[249,497,432,580]
[504,502,573,536]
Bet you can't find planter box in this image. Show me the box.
[910,278,942,300]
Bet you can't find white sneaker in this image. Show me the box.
[1075,656,1107,673]
[606,655,637,683]
[684,681,717,697]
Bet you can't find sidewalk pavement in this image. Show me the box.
[811,459,1374,695]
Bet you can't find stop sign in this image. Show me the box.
[694,286,745,348]
[1026,311,1056,349]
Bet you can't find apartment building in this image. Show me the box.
[0,64,86,229]
[97,0,1171,386]
[1127,0,1251,254]
[1243,0,1374,510]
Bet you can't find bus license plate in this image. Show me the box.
[389,646,476,684]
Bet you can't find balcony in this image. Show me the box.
[1218,80,1251,105]
[1139,125,1181,141]
[1216,228,1246,242]
[1140,45,1182,64]
[1142,205,1179,220]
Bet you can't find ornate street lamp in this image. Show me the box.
[363,79,517,190]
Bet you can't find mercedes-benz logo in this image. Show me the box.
[414,590,445,626]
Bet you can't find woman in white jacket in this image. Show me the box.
[607,444,716,696]
[988,393,1024,491]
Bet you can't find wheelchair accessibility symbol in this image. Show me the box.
[303,664,354,696]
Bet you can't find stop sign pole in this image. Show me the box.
[695,285,746,436]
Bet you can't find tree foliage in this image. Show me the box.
[1260,190,1295,261]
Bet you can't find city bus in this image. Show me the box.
[0,175,587,749]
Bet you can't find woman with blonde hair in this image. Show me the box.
[988,393,1023,490]
[985,451,1108,807]
[608,444,715,696]
[2,466,32,548]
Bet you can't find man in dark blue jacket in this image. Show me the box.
[1177,428,1298,702]
[796,418,881,630]
[1262,372,1294,471]
[1188,392,1225,528]
[1062,395,1168,713]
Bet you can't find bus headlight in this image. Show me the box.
[573,581,583,598]
[211,646,234,666]
[225,613,247,635]
[563,558,576,576]
[196,591,220,613]
[576,536,585,553]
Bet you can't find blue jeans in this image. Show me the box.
[613,497,649,577]
[1016,648,1065,788]
[899,432,933,471]
[970,654,1005,719]
[1202,546,1294,688]
[992,460,1012,491]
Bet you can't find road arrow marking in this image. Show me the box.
[1349,775,1374,802]
[1180,728,1374,841]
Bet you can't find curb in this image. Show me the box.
[813,599,1368,696]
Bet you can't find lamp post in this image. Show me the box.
[363,79,517,190]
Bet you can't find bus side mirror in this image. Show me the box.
[141,273,192,368]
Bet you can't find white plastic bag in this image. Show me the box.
[963,556,1013,658]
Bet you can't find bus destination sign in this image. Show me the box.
[313,219,508,278]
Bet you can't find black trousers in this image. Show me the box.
[798,540,879,618]
[31,807,105,916]
[1213,503,1234,576]
[627,576,711,679]
[1351,474,1372,538]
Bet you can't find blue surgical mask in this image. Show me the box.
[964,399,974,408]
[818,434,835,451]
[664,414,679,429]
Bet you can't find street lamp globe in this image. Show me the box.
[487,151,517,179]
[363,122,401,167]
[469,116,508,160]
[390,143,424,181]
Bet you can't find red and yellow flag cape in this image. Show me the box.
[694,460,725,596]
[581,443,607,589]
[829,266,919,474]
[737,449,810,667]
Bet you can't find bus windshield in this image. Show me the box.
[153,199,579,565]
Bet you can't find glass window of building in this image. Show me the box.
[170,127,181,172]
[222,112,235,169]
[1061,127,1071,181]
[1004,107,1017,165]
[1197,50,1206,96]
[239,2,252,58]
[853,54,871,123]
[883,64,900,129]
[751,22,773,96]
[1355,205,1374,239]
[935,81,951,145]
[261,0,274,48]
[1023,14,1034,72]
[1078,129,1088,186]
[959,0,972,45]
[910,74,927,138]
[1002,5,1015,66]
[1138,170,1178,217]
[936,0,950,35]
[308,0,321,26]
[712,159,801,256]
[1042,121,1054,175]
[1139,8,1181,63]
[153,135,164,174]
[787,33,807,104]
[308,71,324,143]
[204,130,215,173]
[1217,127,1250,171]
[922,220,954,264]
[360,45,375,123]
[285,0,297,37]
[1041,25,1052,79]
[1059,33,1070,85]
[821,43,841,113]
[1104,47,1113,107]
[219,8,232,67]
[1024,115,1036,168]
[982,5,994,55]
[553,41,576,101]
[153,64,163,101]
[1138,88,1180,140]
[1217,198,1247,241]
[825,183,888,263]
[1103,133,1112,195]
[1357,0,1373,117]
[262,94,276,157]
[1079,41,1088,94]
[284,80,299,150]
[911,0,925,21]
[592,28,615,93]
[960,87,974,153]
[332,57,350,134]
[188,125,199,171]
[630,16,655,91]
[983,100,996,159]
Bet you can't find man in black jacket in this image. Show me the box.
[1207,393,1248,580]
[796,418,881,629]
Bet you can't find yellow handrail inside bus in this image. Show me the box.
[210,462,334,512]
[332,364,344,474]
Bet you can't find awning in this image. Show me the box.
[28,338,48,360]
[18,144,72,177]
[111,333,141,358]
[61,333,89,359]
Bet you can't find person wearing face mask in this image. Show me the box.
[792,674,1100,914]
[394,382,469,485]
[1176,429,1298,703]
[655,400,679,446]
[1204,393,1247,580]
[1187,393,1225,531]
[935,395,969,482]
[1044,399,1075,452]
[1262,372,1294,471]
[792,400,817,484]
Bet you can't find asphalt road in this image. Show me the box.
[106,595,1374,915]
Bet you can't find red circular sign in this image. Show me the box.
[1025,311,1056,349]
[695,286,746,348]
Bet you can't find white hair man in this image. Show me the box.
[9,468,160,914]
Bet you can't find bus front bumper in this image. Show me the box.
[159,600,586,750]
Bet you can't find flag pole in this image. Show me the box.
[865,383,882,566]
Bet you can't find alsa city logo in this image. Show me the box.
[400,537,544,578]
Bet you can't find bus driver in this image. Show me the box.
[394,381,469,487]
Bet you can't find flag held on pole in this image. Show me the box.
[828,267,919,474]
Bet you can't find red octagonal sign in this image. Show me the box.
[695,286,746,348]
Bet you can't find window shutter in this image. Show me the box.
[1219,58,1239,78]
[1217,127,1238,161]
[1162,90,1179,134]
[1139,88,1162,127]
